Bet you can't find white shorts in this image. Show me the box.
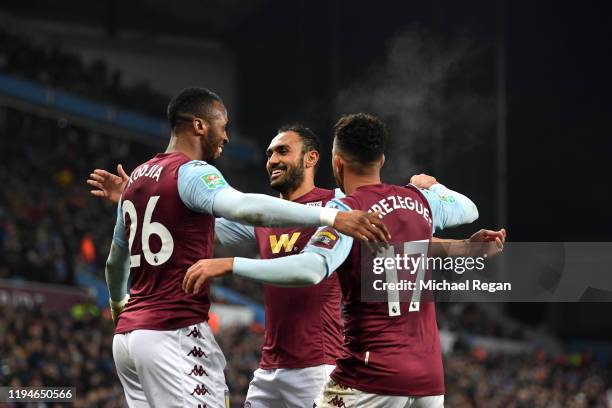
[314,379,444,408]
[244,364,335,408]
[112,321,228,408]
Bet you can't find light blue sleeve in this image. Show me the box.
[418,183,479,233]
[179,160,336,227]
[232,199,354,287]
[177,161,232,214]
[301,199,354,276]
[105,242,130,301]
[112,199,128,248]
[215,218,256,246]
[108,198,130,301]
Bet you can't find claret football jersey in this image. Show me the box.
[113,152,217,334]
[254,187,344,369]
[319,184,444,396]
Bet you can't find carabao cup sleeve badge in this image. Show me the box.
[200,173,226,189]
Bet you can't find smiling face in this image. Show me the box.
[201,100,229,163]
[265,131,306,194]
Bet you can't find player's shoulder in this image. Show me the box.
[313,187,337,202]
[177,160,231,195]
[178,160,224,179]
[330,195,356,211]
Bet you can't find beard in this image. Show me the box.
[269,160,305,195]
[201,135,220,164]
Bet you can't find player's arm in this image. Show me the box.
[214,218,256,246]
[178,161,389,243]
[87,165,297,246]
[183,200,354,293]
[410,173,479,232]
[430,228,506,258]
[105,200,131,323]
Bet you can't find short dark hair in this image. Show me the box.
[167,87,223,128]
[277,124,321,156]
[333,113,387,163]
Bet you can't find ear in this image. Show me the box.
[332,153,341,170]
[379,154,385,168]
[193,118,208,136]
[304,150,319,169]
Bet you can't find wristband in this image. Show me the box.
[320,207,339,227]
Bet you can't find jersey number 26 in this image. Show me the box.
[122,196,174,268]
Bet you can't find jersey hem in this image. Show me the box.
[330,373,445,397]
[114,316,208,334]
[259,357,337,370]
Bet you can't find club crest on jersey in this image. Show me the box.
[309,227,338,250]
[269,232,300,254]
[200,173,226,190]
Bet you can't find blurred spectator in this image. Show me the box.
[2,303,610,408]
[0,108,156,285]
[0,28,168,117]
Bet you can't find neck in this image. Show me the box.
[280,177,316,201]
[165,132,202,161]
[343,171,381,195]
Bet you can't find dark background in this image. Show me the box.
[1,0,610,337]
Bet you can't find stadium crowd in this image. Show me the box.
[0,107,155,285]
[1,303,610,408]
[0,28,611,408]
[0,28,168,117]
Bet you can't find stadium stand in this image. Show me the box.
[0,28,168,117]
[1,27,611,408]
[2,303,610,407]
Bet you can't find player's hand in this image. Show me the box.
[87,164,129,203]
[409,173,438,189]
[467,228,506,258]
[183,258,234,295]
[333,210,390,244]
[109,294,129,325]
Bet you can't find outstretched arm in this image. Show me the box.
[183,201,354,293]
[410,174,479,232]
[430,228,507,257]
[178,161,389,243]
[89,161,390,242]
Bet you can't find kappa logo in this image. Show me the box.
[188,346,207,358]
[187,326,203,338]
[328,395,347,408]
[269,232,301,254]
[191,384,210,396]
[188,365,208,377]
